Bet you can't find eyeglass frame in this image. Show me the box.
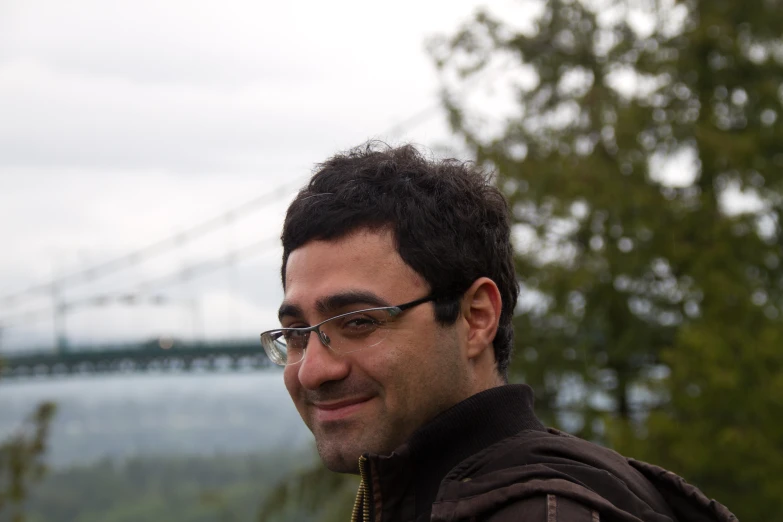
[259,294,438,366]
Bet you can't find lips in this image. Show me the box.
[313,397,372,422]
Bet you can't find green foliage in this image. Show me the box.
[257,460,359,522]
[431,0,783,520]
[0,361,56,522]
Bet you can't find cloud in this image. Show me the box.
[0,0,483,173]
[0,59,381,172]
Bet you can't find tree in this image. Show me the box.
[257,458,358,522]
[430,0,782,520]
[0,373,56,522]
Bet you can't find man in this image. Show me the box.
[261,143,736,521]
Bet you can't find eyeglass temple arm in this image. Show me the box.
[391,295,439,316]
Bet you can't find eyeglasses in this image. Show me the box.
[260,295,436,366]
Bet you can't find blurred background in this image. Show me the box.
[1,0,781,521]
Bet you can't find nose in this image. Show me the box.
[295,327,349,390]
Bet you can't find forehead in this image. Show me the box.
[283,229,427,307]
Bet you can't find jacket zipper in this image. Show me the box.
[350,478,364,522]
[352,455,373,522]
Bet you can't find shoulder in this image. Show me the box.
[431,428,674,521]
[432,429,737,522]
[447,428,654,492]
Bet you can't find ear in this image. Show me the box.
[460,277,502,360]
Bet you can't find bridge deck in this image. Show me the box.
[0,340,277,380]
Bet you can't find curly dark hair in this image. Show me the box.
[281,142,518,380]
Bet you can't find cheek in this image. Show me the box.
[394,325,463,392]
[371,332,434,397]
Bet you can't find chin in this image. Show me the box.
[317,442,361,474]
[315,428,397,474]
[313,417,409,473]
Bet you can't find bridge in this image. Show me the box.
[0,339,277,380]
[0,182,297,383]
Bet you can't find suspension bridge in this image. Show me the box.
[0,181,297,381]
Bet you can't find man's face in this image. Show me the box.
[281,229,472,473]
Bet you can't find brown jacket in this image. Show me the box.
[352,385,736,522]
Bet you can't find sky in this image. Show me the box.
[0,0,510,351]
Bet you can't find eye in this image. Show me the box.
[345,317,378,328]
[282,329,309,342]
[339,314,385,337]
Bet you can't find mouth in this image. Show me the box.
[313,397,373,423]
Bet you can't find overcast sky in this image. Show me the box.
[0,0,506,351]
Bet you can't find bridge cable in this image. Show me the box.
[0,178,305,307]
[0,236,279,329]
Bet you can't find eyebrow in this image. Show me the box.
[278,290,391,322]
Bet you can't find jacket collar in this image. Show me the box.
[359,384,545,521]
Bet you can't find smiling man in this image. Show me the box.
[261,143,736,522]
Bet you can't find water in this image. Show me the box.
[0,371,312,468]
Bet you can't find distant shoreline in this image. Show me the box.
[0,372,310,469]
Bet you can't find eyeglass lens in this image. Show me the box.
[262,308,394,365]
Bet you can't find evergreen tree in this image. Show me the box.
[430,0,782,519]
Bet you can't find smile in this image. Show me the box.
[313,397,373,423]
